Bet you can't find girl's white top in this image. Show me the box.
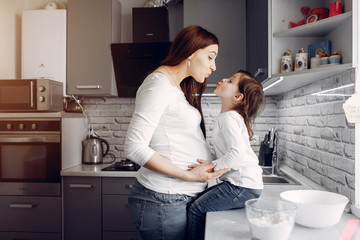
[125,73,212,196]
[212,110,263,189]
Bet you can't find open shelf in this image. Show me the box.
[273,12,352,37]
[263,63,353,95]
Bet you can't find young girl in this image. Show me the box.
[187,70,265,240]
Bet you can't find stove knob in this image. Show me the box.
[39,96,45,102]
[6,123,12,130]
[39,86,46,92]
[32,124,37,130]
[19,124,25,130]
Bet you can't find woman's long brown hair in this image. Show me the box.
[233,70,265,140]
[161,25,219,138]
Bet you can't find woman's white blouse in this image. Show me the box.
[125,73,212,196]
[212,111,263,189]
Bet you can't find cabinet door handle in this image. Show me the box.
[76,85,102,89]
[12,239,38,240]
[0,137,46,143]
[125,184,133,189]
[30,80,34,108]
[9,203,36,208]
[69,184,93,188]
[254,68,265,77]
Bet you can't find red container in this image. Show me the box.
[289,19,306,28]
[310,7,329,20]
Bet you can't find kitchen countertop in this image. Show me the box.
[205,166,358,240]
[60,162,138,178]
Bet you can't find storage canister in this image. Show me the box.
[295,52,308,71]
[281,55,293,73]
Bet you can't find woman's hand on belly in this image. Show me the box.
[143,154,228,183]
[185,159,228,183]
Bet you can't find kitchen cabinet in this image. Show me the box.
[263,0,355,95]
[63,176,138,240]
[102,177,138,240]
[0,232,61,240]
[184,0,247,86]
[63,177,102,240]
[67,0,120,96]
[0,196,61,239]
[246,0,269,83]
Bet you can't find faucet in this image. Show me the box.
[271,129,280,175]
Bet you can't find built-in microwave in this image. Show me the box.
[0,118,61,196]
[0,79,63,112]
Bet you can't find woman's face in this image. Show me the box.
[188,44,218,83]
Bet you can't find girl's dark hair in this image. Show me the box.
[233,70,265,139]
[161,25,219,138]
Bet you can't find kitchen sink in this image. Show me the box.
[262,173,301,185]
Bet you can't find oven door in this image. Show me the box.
[0,80,36,111]
[0,134,61,196]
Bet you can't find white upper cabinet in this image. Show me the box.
[263,0,355,95]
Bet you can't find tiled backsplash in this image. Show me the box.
[82,69,355,203]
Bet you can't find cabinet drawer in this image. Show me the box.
[103,231,139,240]
[0,232,61,240]
[103,195,136,231]
[0,196,61,232]
[102,177,135,195]
[63,177,101,193]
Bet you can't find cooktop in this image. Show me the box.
[102,159,140,171]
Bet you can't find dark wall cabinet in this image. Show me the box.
[246,0,269,82]
[63,176,138,240]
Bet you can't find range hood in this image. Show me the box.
[111,42,171,97]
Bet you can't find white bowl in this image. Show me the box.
[280,190,348,228]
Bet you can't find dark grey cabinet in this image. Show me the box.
[184,0,247,85]
[0,196,61,239]
[63,176,138,240]
[0,232,61,240]
[246,0,269,82]
[102,177,138,240]
[63,177,102,240]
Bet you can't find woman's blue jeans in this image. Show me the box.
[187,181,262,240]
[128,179,195,240]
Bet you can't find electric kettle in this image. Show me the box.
[82,136,110,164]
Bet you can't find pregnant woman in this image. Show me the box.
[125,25,228,240]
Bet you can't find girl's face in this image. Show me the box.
[188,44,218,83]
[214,73,241,99]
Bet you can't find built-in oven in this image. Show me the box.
[0,118,61,196]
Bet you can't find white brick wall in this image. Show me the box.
[275,69,356,203]
[81,69,355,203]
